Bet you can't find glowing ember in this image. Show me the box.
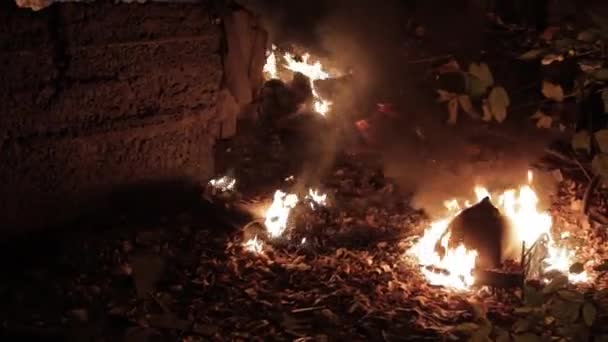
[264,190,299,238]
[283,52,334,116]
[263,44,278,80]
[408,171,587,290]
[208,175,236,193]
[243,235,264,254]
[306,188,327,209]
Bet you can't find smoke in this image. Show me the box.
[240,0,556,214]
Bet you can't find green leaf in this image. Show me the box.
[468,63,494,88]
[541,81,564,102]
[572,131,591,153]
[542,275,568,295]
[592,68,608,81]
[519,49,545,60]
[524,285,545,307]
[569,262,585,274]
[488,86,510,123]
[557,290,584,303]
[595,129,608,153]
[513,333,541,342]
[465,73,489,99]
[591,153,608,178]
[582,302,597,326]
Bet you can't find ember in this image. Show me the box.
[243,235,264,254]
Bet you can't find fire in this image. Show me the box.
[408,171,587,290]
[208,175,236,193]
[262,187,328,239]
[264,190,299,238]
[243,235,264,254]
[262,44,336,116]
[263,44,278,80]
[283,52,333,115]
[306,188,328,209]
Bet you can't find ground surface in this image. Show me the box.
[2,118,608,341]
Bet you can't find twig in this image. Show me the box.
[544,148,578,166]
[582,175,601,215]
[405,54,453,64]
[570,151,592,182]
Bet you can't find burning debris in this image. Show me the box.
[261,45,339,117]
[408,172,589,290]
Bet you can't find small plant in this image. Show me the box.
[435,60,510,125]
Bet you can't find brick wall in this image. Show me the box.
[0,1,260,234]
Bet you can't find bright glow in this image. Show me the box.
[208,175,236,192]
[243,235,264,254]
[408,171,587,290]
[264,190,299,238]
[263,44,278,80]
[306,188,327,209]
[283,52,334,116]
[301,237,307,245]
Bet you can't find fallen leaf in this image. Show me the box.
[569,262,584,274]
[519,49,545,61]
[541,54,564,65]
[513,332,542,342]
[437,59,461,74]
[437,89,456,103]
[583,302,597,326]
[458,95,478,118]
[481,100,492,122]
[595,129,608,154]
[540,26,560,41]
[593,153,608,179]
[541,81,564,102]
[577,30,597,42]
[447,96,458,124]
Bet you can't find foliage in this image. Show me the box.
[455,274,604,342]
[435,61,510,125]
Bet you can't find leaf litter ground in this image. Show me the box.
[2,131,608,341]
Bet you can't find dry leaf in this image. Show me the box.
[531,110,553,128]
[437,89,456,103]
[458,95,478,118]
[541,54,564,65]
[481,100,492,122]
[541,81,564,102]
[488,86,510,123]
[447,97,458,124]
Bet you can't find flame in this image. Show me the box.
[408,171,587,290]
[208,175,236,192]
[283,52,334,116]
[264,190,299,238]
[243,235,264,254]
[263,44,278,80]
[306,188,327,209]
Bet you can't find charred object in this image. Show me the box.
[435,197,508,271]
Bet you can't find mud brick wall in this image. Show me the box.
[0,1,233,234]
